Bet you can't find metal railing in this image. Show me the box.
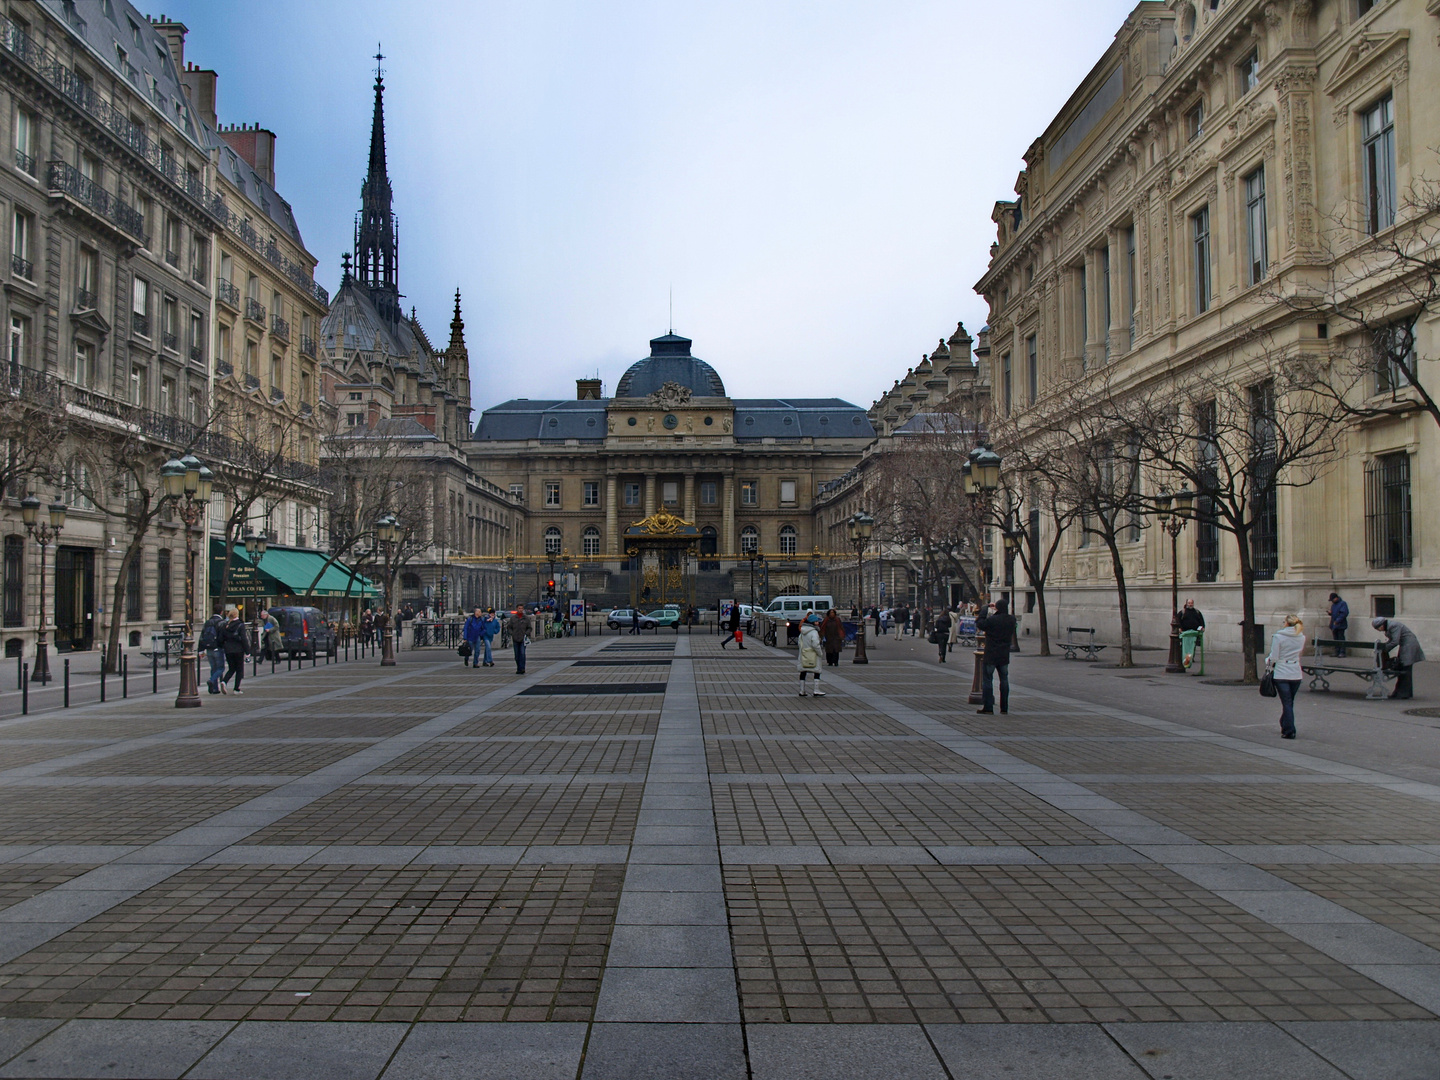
[164,249,179,267]
[244,373,261,391]
[219,211,328,307]
[161,332,178,352]
[13,149,33,176]
[244,298,266,323]
[269,385,284,402]
[300,335,316,358]
[10,253,31,280]
[216,278,240,309]
[131,312,149,337]
[46,160,145,241]
[74,288,95,310]
[189,345,203,364]
[216,360,233,377]
[270,314,289,341]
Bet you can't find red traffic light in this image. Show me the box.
[547,579,556,589]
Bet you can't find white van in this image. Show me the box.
[762,595,836,619]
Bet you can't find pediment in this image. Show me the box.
[1324,30,1409,98]
[70,307,110,339]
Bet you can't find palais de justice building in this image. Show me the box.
[470,333,876,606]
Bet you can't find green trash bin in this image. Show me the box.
[1179,629,1204,674]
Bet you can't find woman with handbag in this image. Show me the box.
[1264,614,1306,740]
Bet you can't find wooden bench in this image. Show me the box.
[1301,638,1394,700]
[1058,626,1106,661]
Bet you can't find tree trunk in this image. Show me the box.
[104,537,145,674]
[1035,582,1050,656]
[1234,527,1259,682]
[1103,534,1133,667]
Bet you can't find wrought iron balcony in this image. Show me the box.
[10,254,31,280]
[216,278,240,310]
[164,249,179,267]
[13,149,33,177]
[270,315,290,341]
[244,373,261,391]
[216,360,233,377]
[269,385,284,403]
[131,312,149,337]
[46,161,145,242]
[244,298,266,324]
[189,345,203,364]
[300,335,316,358]
[299,401,313,417]
[74,288,96,310]
[162,332,178,352]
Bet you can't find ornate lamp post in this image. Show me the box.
[745,546,765,613]
[20,494,65,684]
[848,511,874,664]
[1156,487,1195,674]
[375,513,400,666]
[963,446,1002,705]
[162,455,212,708]
[242,526,267,644]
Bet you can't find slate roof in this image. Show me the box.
[472,399,608,442]
[614,333,727,398]
[210,138,306,248]
[321,278,433,370]
[731,399,874,441]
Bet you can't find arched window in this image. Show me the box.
[401,572,422,590]
[779,525,798,556]
[582,526,601,557]
[156,549,172,621]
[544,526,562,555]
[740,525,759,554]
[3,536,22,628]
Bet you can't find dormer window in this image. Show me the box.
[1186,101,1205,142]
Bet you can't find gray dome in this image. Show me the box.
[615,333,726,398]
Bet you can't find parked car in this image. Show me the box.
[647,608,682,629]
[267,606,337,659]
[607,608,658,630]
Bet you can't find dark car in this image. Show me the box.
[267,606,337,659]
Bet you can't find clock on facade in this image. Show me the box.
[662,413,679,429]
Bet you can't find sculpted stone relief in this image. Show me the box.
[646,381,693,409]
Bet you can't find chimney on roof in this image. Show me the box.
[576,378,602,401]
[177,62,218,129]
[149,15,187,70]
[219,123,277,187]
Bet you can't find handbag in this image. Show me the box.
[458,642,471,658]
[1259,666,1277,697]
[928,629,941,644]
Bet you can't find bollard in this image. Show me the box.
[21,663,28,713]
[287,653,292,672]
[100,661,106,702]
[64,659,69,708]
[122,654,128,699]
[152,651,158,694]
[252,650,258,679]
[15,651,20,690]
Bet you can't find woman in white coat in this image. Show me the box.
[797,612,826,697]
[1265,614,1306,739]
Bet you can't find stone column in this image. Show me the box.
[605,476,618,555]
[644,474,655,518]
[683,473,695,522]
[722,474,735,557]
[1107,227,1127,360]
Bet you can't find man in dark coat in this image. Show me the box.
[1178,599,1205,669]
[1374,616,1425,700]
[1328,593,1350,657]
[721,603,745,649]
[975,598,1017,714]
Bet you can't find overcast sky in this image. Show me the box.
[157,0,1136,410]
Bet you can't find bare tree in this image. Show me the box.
[0,368,69,497]
[985,451,1078,656]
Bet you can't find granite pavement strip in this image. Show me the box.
[0,636,1436,1075]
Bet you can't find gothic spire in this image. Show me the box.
[448,289,465,349]
[354,46,400,323]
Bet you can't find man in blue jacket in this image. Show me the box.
[462,607,485,667]
[1328,593,1350,657]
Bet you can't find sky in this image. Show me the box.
[156,0,1138,410]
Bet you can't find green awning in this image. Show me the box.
[209,540,376,599]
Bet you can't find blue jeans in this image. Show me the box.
[481,637,493,666]
[513,640,526,673]
[1276,679,1300,737]
[206,649,225,689]
[982,661,1009,712]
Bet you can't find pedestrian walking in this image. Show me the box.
[462,607,484,667]
[820,608,845,667]
[1178,599,1205,669]
[947,607,960,655]
[630,608,640,635]
[1374,616,1425,700]
[1265,614,1306,739]
[220,607,249,695]
[721,602,745,649]
[934,608,952,663]
[199,605,226,694]
[975,598,1016,714]
[1329,593,1350,657]
[892,606,906,640]
[797,612,825,697]
[509,608,529,674]
[478,608,499,667]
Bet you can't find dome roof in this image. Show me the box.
[614,333,726,398]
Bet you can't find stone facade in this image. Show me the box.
[976,0,1440,649]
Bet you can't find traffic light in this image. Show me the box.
[546,579,556,598]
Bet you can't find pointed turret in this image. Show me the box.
[448,289,465,351]
[354,49,400,324]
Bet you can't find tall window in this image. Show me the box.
[699,480,717,505]
[1001,353,1012,415]
[1192,206,1211,314]
[1366,451,1411,568]
[1374,321,1415,395]
[1238,49,1259,95]
[509,483,525,502]
[1196,399,1220,582]
[3,535,21,627]
[77,247,97,306]
[1125,226,1136,345]
[740,480,758,506]
[662,481,678,506]
[1125,441,1142,542]
[1245,166,1268,285]
[700,526,718,570]
[162,296,178,349]
[1363,94,1395,235]
[132,276,149,335]
[740,525,759,554]
[13,107,35,174]
[163,215,180,264]
[189,311,203,360]
[1077,262,1088,365]
[72,340,93,386]
[780,480,797,504]
[1101,246,1112,360]
[8,315,25,372]
[125,554,142,621]
[544,481,561,508]
[129,364,147,406]
[583,481,599,507]
[156,549,171,620]
[11,209,31,279]
[779,524,798,556]
[582,525,601,557]
[543,526,562,555]
[1026,334,1038,405]
[1249,381,1278,580]
[623,482,640,506]
[1186,100,1205,141]
[159,376,174,416]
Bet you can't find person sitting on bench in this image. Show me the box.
[1373,616,1425,701]
[1178,599,1205,669]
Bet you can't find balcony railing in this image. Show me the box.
[270,315,289,341]
[244,373,260,391]
[299,402,313,417]
[244,298,266,324]
[10,253,31,280]
[131,312,149,337]
[74,288,96,310]
[216,278,240,310]
[300,335,316,358]
[216,209,329,308]
[164,249,179,267]
[216,360,233,377]
[189,345,203,364]
[0,19,228,224]
[269,386,284,403]
[13,149,33,176]
[162,331,178,352]
[46,160,145,241]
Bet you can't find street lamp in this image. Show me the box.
[163,455,211,708]
[848,511,874,664]
[744,546,765,614]
[1156,486,1195,674]
[963,446,1002,705]
[20,493,66,683]
[375,513,400,666]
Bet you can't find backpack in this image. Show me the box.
[198,618,221,651]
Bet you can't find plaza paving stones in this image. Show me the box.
[0,634,1438,1076]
